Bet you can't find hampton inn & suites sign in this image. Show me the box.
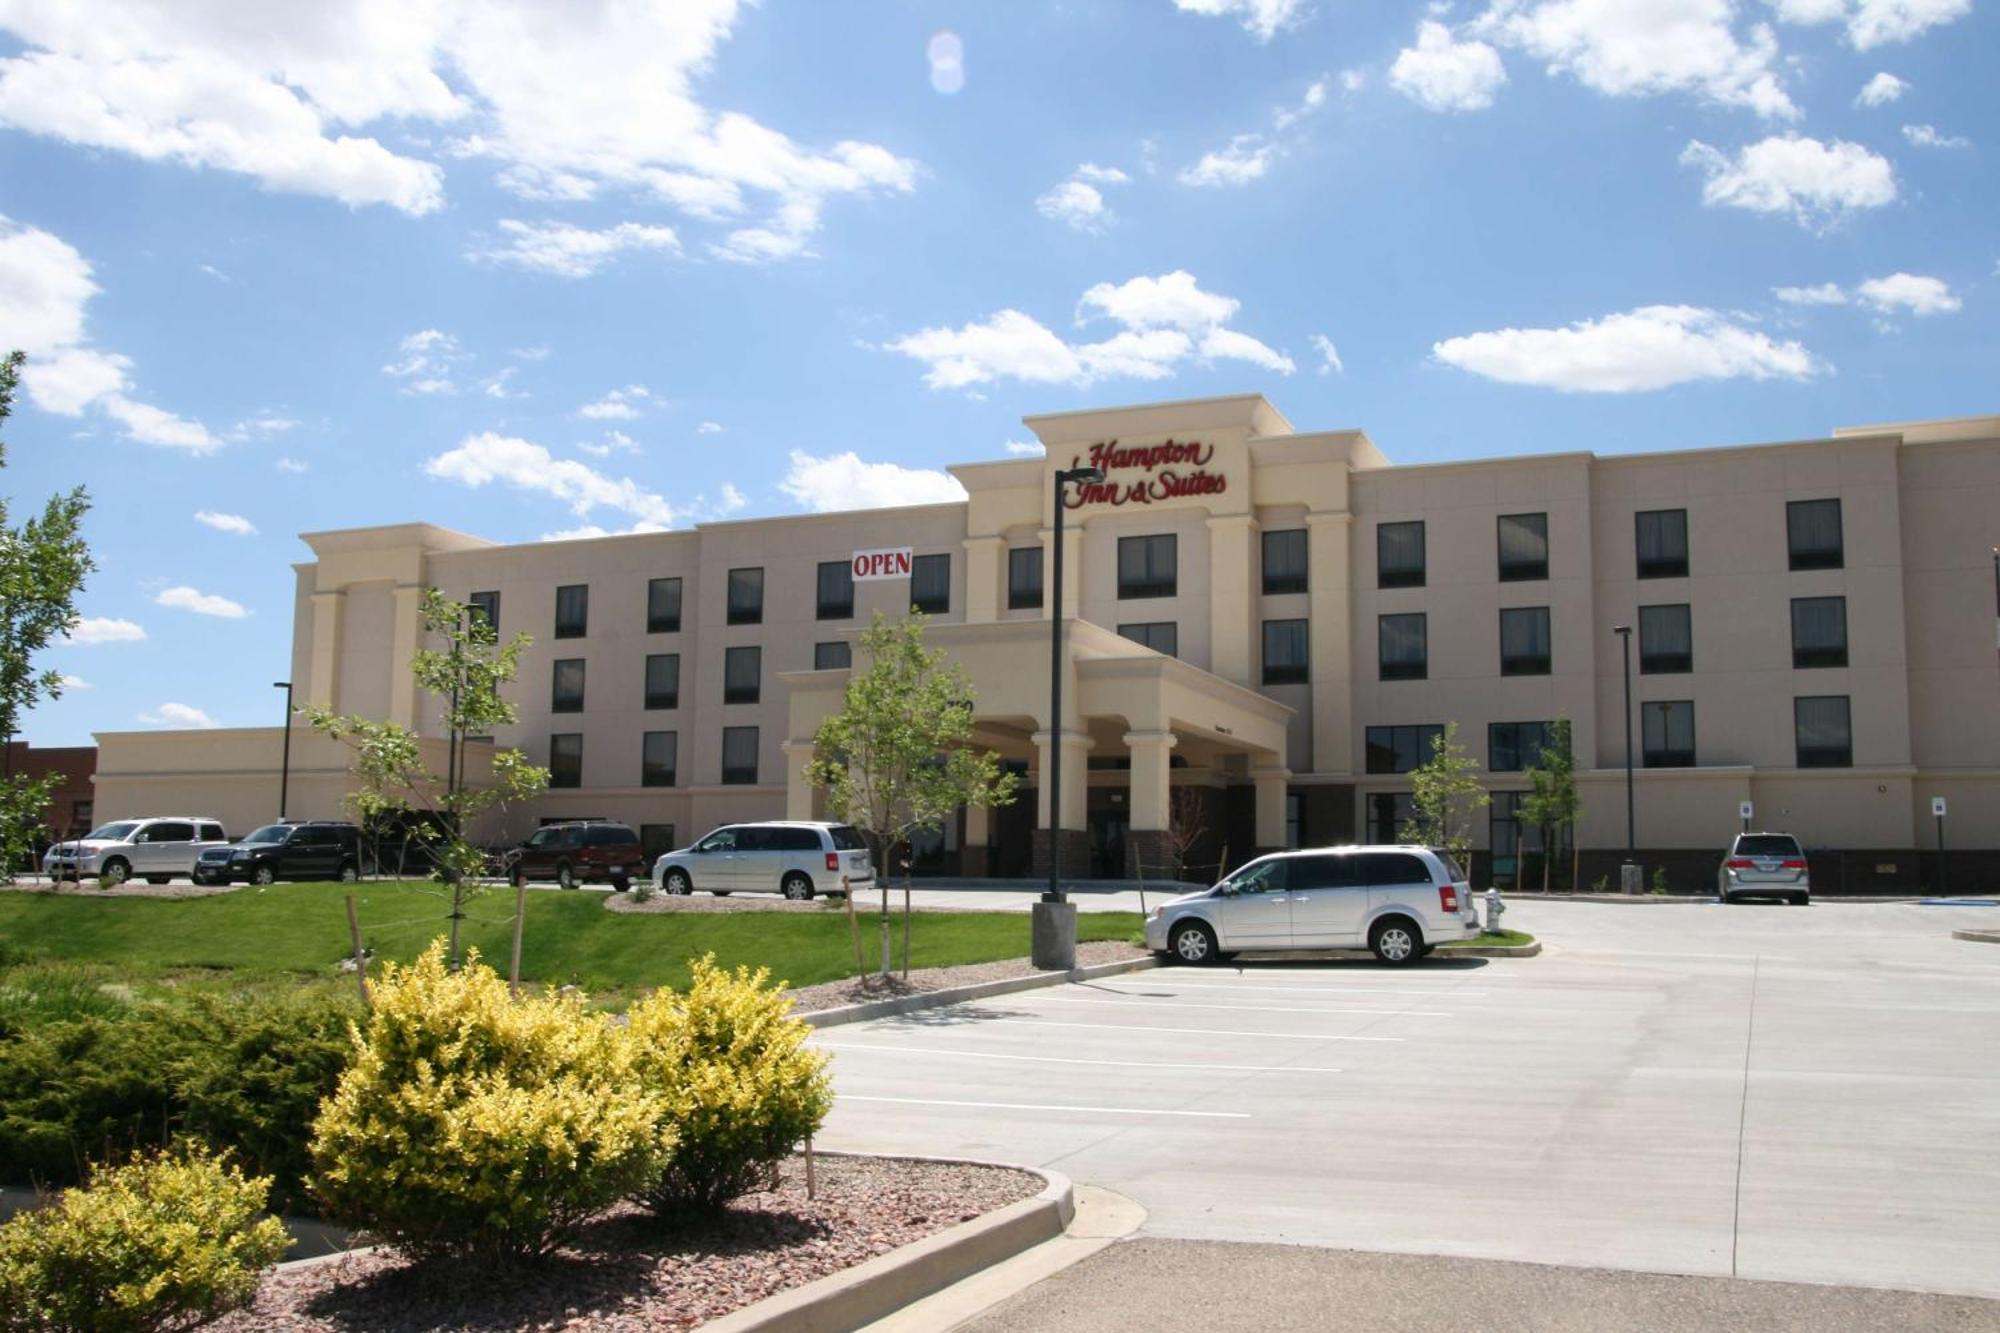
[1062,438,1228,509]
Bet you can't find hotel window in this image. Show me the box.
[1500,606,1552,676]
[814,640,851,670]
[724,645,761,705]
[551,658,585,713]
[1262,528,1308,594]
[1489,721,1554,773]
[721,726,759,785]
[1792,596,1848,668]
[1642,700,1696,768]
[911,553,951,614]
[640,823,677,862]
[1366,792,1416,844]
[644,653,679,710]
[468,590,500,636]
[647,577,681,633]
[1794,695,1852,768]
[1635,509,1689,579]
[1008,547,1043,610]
[549,733,582,788]
[554,584,588,638]
[1379,613,1428,681]
[1262,619,1309,684]
[1639,604,1693,674]
[1787,499,1843,571]
[1119,622,1178,657]
[641,731,677,788]
[1497,513,1549,582]
[816,561,853,620]
[1118,534,1177,599]
[1377,521,1426,589]
[1366,724,1442,775]
[1490,791,1543,863]
[727,567,764,625]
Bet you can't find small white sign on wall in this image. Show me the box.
[1932,796,1948,818]
[1739,801,1753,822]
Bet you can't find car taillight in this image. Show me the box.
[826,852,839,872]
[1782,859,1807,870]
[1439,885,1459,913]
[1726,858,1754,870]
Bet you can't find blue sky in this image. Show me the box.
[1,0,1993,746]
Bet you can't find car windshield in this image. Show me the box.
[829,826,868,851]
[240,825,291,844]
[1736,835,1802,857]
[84,822,139,841]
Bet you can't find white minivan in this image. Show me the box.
[1144,845,1479,966]
[653,821,875,900]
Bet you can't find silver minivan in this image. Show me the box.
[653,821,875,900]
[1718,831,1811,905]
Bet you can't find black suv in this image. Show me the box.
[195,821,363,885]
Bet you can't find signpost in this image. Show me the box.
[1932,796,1948,895]
[1739,799,1753,834]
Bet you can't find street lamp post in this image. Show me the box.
[1032,463,1104,970]
[1611,625,1635,891]
[272,681,293,819]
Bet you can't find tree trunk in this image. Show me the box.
[1541,825,1551,893]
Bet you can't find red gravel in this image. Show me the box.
[203,1154,1041,1332]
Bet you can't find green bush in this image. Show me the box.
[627,955,832,1215]
[308,940,673,1263]
[0,1014,180,1187]
[0,963,130,1039]
[0,1147,288,1333]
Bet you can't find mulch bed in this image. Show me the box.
[603,892,826,916]
[784,939,1149,1013]
[203,1154,1041,1332]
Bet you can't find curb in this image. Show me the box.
[800,956,1161,1029]
[701,1157,1073,1333]
[1951,929,2000,945]
[1438,940,1542,957]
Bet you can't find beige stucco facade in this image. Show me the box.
[93,395,2000,882]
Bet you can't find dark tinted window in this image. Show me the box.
[1489,721,1554,772]
[911,554,950,614]
[778,828,822,852]
[1499,607,1551,675]
[469,590,500,635]
[1639,604,1692,674]
[200,823,224,842]
[552,658,585,712]
[721,726,759,784]
[1262,619,1308,684]
[148,821,194,842]
[727,567,764,624]
[1117,534,1177,599]
[724,645,760,704]
[1795,695,1852,768]
[587,824,638,847]
[645,653,679,709]
[555,584,588,638]
[1008,547,1043,610]
[642,731,676,787]
[1498,513,1548,582]
[1635,510,1688,579]
[1355,852,1431,886]
[1379,613,1427,680]
[1287,854,1359,889]
[1262,528,1308,594]
[1735,835,1802,857]
[640,823,676,860]
[1119,622,1177,656]
[1377,521,1425,589]
[1642,700,1695,768]
[647,577,682,633]
[550,733,582,788]
[734,827,772,852]
[1792,597,1847,668]
[817,561,854,620]
[814,640,851,670]
[1787,499,1843,571]
[1365,724,1442,774]
[1366,792,1415,844]
[830,826,867,850]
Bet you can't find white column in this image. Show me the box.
[1306,510,1353,776]
[963,535,1005,624]
[1254,765,1291,850]
[1125,729,1177,832]
[1032,729,1092,829]
[308,590,344,710]
[782,741,817,819]
[1206,514,1259,686]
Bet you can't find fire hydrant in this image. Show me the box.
[1483,887,1506,933]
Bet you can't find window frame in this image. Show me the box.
[641,731,677,788]
[726,567,765,625]
[816,560,854,621]
[1365,723,1443,775]
[1261,618,1309,685]
[1261,528,1308,595]
[1007,546,1044,610]
[1488,720,1554,773]
[723,645,761,705]
[644,653,679,710]
[553,584,589,639]
[1378,612,1428,681]
[550,658,586,714]
[1497,512,1550,583]
[1794,695,1853,768]
[548,733,583,789]
[720,726,760,785]
[911,552,951,615]
[646,577,682,634]
[1787,499,1844,572]
[1117,534,1178,600]
[1791,596,1848,669]
[1641,700,1696,769]
[1376,520,1426,589]
[813,640,852,670]
[468,590,500,636]
[1499,605,1552,677]
[1634,509,1689,580]
[1117,621,1179,658]
[1638,603,1693,675]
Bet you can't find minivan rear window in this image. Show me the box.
[1354,852,1432,886]
[1735,835,1802,857]
[829,826,867,851]
[776,828,822,852]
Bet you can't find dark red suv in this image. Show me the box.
[508,821,646,890]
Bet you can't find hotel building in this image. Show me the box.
[93,395,2000,889]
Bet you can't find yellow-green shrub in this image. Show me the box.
[0,1147,287,1333]
[307,941,672,1263]
[627,955,833,1214]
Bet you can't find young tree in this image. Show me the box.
[804,612,1018,978]
[0,351,94,882]
[305,588,547,965]
[1518,717,1580,893]
[1399,720,1488,880]
[1165,784,1211,885]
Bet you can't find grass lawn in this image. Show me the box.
[0,882,1144,997]
[1438,928,1536,949]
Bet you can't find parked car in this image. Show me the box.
[195,821,363,885]
[508,821,647,890]
[43,817,229,886]
[1145,845,1479,966]
[1718,832,1811,905]
[653,822,875,901]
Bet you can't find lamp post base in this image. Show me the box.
[1030,900,1078,972]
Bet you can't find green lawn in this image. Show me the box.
[0,883,1143,997]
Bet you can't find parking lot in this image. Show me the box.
[815,900,2000,1300]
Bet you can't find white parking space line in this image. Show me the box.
[1559,949,1799,963]
[1034,994,1453,1018]
[1094,980,1489,998]
[980,1017,1404,1042]
[841,1095,1249,1119]
[815,1041,1343,1075]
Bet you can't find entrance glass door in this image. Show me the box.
[1089,813,1128,879]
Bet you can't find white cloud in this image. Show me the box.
[779,450,968,512]
[577,384,652,420]
[1433,304,1820,392]
[0,216,216,451]
[1475,0,1798,119]
[1004,440,1045,456]
[1391,21,1508,112]
[381,328,463,394]
[0,2,916,257]
[574,429,639,458]
[1197,326,1296,374]
[1775,282,1849,305]
[481,366,520,399]
[1310,333,1345,375]
[1771,0,1970,48]
[227,413,299,441]
[512,345,551,361]
[194,510,257,536]
[274,457,310,474]
[426,431,678,526]
[1036,178,1117,233]
[1855,272,1960,315]
[62,616,147,646]
[1177,136,1276,187]
[156,585,249,619]
[139,702,217,729]
[472,218,682,277]
[1680,135,1896,227]
[1074,163,1130,184]
[696,420,724,434]
[1902,123,1969,149]
[1079,271,1241,331]
[58,674,92,690]
[717,482,746,514]
[1855,71,1908,106]
[1172,0,1308,41]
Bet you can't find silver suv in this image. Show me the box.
[653,821,875,901]
[43,817,229,886]
[1145,845,1479,966]
[1719,832,1810,905]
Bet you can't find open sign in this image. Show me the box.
[852,547,913,581]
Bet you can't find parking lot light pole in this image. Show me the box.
[1612,626,1635,887]
[273,681,293,819]
[1044,464,1104,906]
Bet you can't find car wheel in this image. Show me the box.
[1168,920,1217,965]
[337,861,359,884]
[99,858,130,888]
[782,872,814,902]
[1793,893,1810,906]
[556,862,576,890]
[610,871,630,894]
[1370,917,1422,966]
[1421,944,1437,957]
[145,875,171,885]
[665,869,692,896]
[251,865,276,886]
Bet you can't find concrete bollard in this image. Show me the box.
[1030,900,1077,972]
